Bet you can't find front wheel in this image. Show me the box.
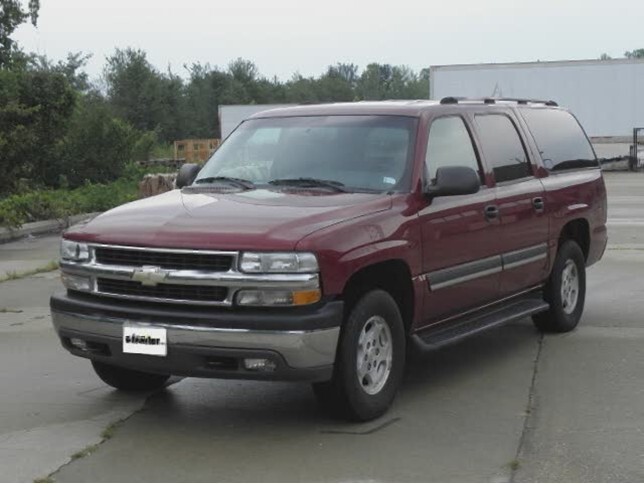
[533,240,586,333]
[313,289,405,421]
[92,361,170,392]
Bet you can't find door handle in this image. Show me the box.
[533,197,545,212]
[484,205,499,220]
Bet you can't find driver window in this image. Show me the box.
[426,116,481,182]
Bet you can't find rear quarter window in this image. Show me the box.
[521,109,598,171]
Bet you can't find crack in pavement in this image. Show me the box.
[510,332,544,482]
[41,391,160,483]
[0,406,141,483]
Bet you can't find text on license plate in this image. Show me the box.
[123,325,167,356]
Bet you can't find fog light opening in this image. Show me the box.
[70,337,89,351]
[243,358,277,372]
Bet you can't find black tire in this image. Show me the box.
[312,289,406,421]
[533,240,586,333]
[92,361,170,392]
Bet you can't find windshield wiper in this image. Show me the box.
[194,176,255,190]
[268,178,347,192]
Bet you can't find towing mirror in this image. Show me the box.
[176,163,201,188]
[424,166,481,198]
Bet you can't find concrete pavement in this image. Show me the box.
[0,235,60,276]
[0,172,643,482]
[0,266,152,483]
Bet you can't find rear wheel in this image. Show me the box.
[313,289,405,421]
[92,361,170,392]
[533,240,586,332]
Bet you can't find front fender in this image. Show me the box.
[295,196,422,297]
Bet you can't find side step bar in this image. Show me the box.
[412,295,549,352]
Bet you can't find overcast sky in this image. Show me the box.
[14,0,644,81]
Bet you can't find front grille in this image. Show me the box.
[94,247,233,272]
[97,278,228,302]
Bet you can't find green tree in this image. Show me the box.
[284,74,320,103]
[0,67,76,193]
[356,63,393,100]
[104,48,187,142]
[182,60,287,138]
[316,65,355,101]
[228,58,258,85]
[624,48,644,59]
[355,63,428,100]
[0,0,40,67]
[32,52,92,91]
[330,63,359,87]
[58,94,137,187]
[184,63,244,138]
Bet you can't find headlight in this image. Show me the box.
[239,252,318,273]
[61,273,92,291]
[60,239,89,262]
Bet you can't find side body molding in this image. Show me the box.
[426,243,548,291]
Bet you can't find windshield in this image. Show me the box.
[195,115,417,192]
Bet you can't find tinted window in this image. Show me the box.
[521,109,597,171]
[475,114,531,183]
[426,117,480,180]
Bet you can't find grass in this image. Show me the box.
[0,260,59,283]
[508,459,521,471]
[70,443,100,461]
[0,307,23,313]
[64,417,125,465]
[100,421,120,440]
[36,418,123,482]
[60,417,124,466]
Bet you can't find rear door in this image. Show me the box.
[418,114,503,324]
[472,111,549,296]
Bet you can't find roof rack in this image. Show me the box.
[440,96,558,107]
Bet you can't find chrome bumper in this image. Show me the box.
[51,309,340,371]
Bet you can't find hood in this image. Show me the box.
[65,188,392,251]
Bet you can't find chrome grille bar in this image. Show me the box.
[60,244,319,306]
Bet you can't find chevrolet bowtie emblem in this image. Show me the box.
[131,266,170,286]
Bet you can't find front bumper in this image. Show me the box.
[50,292,342,382]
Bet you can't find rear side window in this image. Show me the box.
[521,109,598,171]
[475,114,531,183]
[425,116,481,181]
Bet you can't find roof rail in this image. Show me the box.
[440,97,558,107]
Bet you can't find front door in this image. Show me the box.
[418,115,503,325]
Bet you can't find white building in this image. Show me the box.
[429,58,644,138]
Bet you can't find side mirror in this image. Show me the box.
[424,166,480,198]
[176,163,201,188]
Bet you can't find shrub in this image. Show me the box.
[0,163,173,229]
[132,130,159,161]
[57,96,137,188]
[0,68,76,195]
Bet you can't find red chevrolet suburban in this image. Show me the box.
[51,98,607,421]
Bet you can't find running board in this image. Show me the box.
[412,295,549,351]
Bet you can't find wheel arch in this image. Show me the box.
[341,259,414,334]
[559,218,590,262]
